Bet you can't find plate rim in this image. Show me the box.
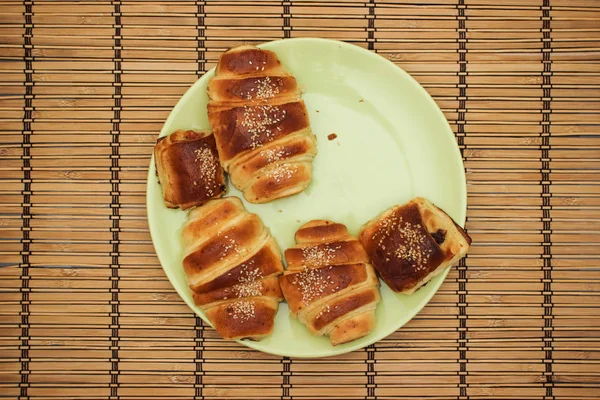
[146,37,467,358]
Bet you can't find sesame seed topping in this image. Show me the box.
[220,237,246,258]
[316,304,331,320]
[232,263,263,298]
[233,278,263,298]
[301,244,342,267]
[374,214,433,271]
[227,299,256,323]
[266,163,297,183]
[240,105,287,149]
[260,147,287,163]
[291,267,329,305]
[244,77,281,101]
[194,146,218,196]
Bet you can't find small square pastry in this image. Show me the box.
[359,197,471,295]
[154,129,226,210]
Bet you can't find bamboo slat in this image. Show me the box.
[1,0,599,399]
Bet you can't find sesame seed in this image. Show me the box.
[232,263,263,298]
[266,163,297,183]
[291,266,328,305]
[220,237,246,258]
[228,299,256,323]
[194,146,218,196]
[301,244,341,267]
[240,105,287,149]
[245,77,281,101]
[233,278,263,298]
[260,147,287,163]
[316,304,331,320]
[374,213,433,271]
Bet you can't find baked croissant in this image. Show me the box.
[359,197,471,295]
[181,197,284,340]
[207,45,317,203]
[154,129,226,210]
[279,220,380,346]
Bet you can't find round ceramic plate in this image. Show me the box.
[147,38,466,358]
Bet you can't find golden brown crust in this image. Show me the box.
[215,46,285,78]
[284,240,369,271]
[190,239,282,294]
[204,297,279,341]
[208,45,317,204]
[208,75,300,105]
[182,197,284,341]
[294,220,351,244]
[181,197,244,250]
[279,220,380,345]
[207,101,310,163]
[242,161,313,204]
[328,308,376,346]
[362,203,446,292]
[182,212,265,279]
[359,197,471,294]
[279,263,370,315]
[227,133,315,190]
[193,275,283,307]
[310,287,379,333]
[154,130,226,210]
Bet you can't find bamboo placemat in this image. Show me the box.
[1,1,599,399]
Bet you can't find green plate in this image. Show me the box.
[146,38,466,358]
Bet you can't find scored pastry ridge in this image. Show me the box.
[181,197,284,341]
[208,45,317,203]
[279,220,381,346]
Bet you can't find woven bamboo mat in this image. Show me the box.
[0,1,599,399]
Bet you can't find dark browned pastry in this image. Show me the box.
[154,129,226,210]
[279,220,380,346]
[359,197,471,294]
[181,197,284,341]
[207,45,317,203]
